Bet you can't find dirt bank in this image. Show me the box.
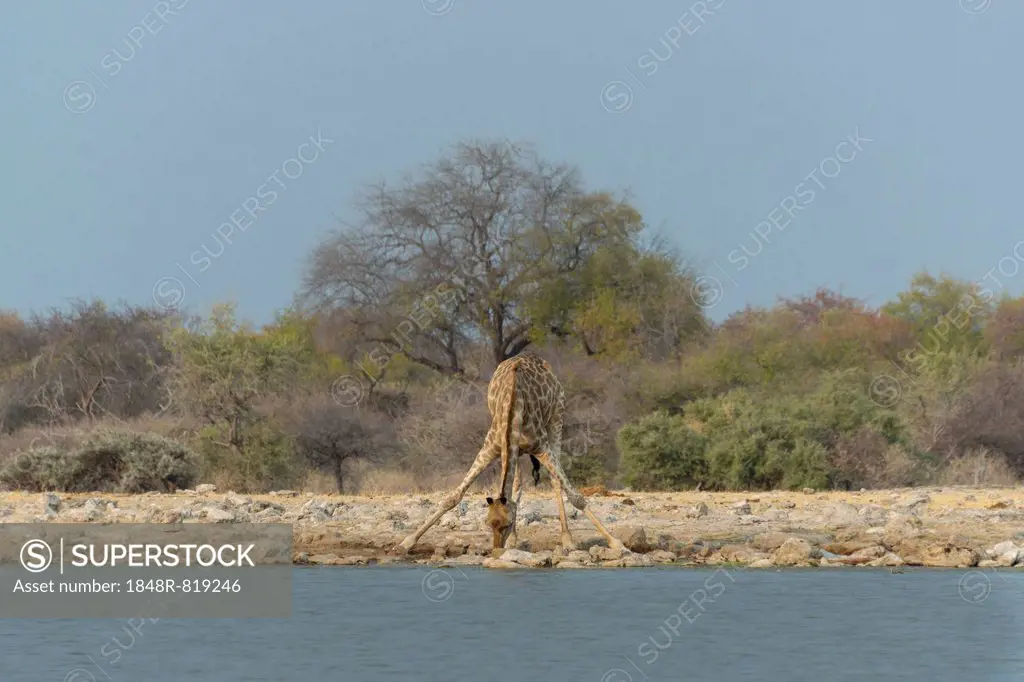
[3,485,1024,569]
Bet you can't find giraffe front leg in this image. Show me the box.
[395,444,498,553]
[503,460,522,549]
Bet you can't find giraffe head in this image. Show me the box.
[485,496,511,553]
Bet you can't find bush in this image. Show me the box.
[678,374,918,490]
[617,411,708,491]
[195,420,301,493]
[0,430,198,493]
[289,395,399,493]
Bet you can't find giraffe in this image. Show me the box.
[394,351,626,555]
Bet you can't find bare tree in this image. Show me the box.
[300,139,644,374]
[3,301,175,429]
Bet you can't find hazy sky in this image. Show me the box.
[2,0,1020,325]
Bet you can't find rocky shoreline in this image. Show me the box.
[2,485,1024,570]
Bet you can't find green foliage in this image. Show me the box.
[195,421,300,493]
[0,431,198,493]
[617,411,708,491]
[634,373,918,491]
[882,271,990,360]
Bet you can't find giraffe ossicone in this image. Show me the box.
[394,351,627,556]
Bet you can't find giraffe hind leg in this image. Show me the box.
[535,451,626,554]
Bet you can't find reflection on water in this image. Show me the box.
[2,566,1023,681]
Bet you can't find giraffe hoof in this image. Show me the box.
[393,537,416,554]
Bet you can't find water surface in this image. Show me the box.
[3,566,1022,681]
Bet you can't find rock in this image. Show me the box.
[920,543,979,568]
[556,561,587,569]
[294,552,310,564]
[590,544,628,561]
[195,484,217,494]
[882,513,923,548]
[386,509,409,521]
[858,504,888,526]
[827,545,887,565]
[749,558,775,568]
[621,498,636,506]
[647,550,677,563]
[150,509,183,524]
[821,502,862,528]
[753,532,798,552]
[902,493,931,509]
[771,538,817,567]
[618,526,649,553]
[498,549,552,568]
[269,490,299,497]
[522,510,543,525]
[823,541,877,556]
[718,545,767,564]
[566,550,592,564]
[300,498,337,523]
[254,508,283,522]
[308,553,342,565]
[801,488,815,495]
[779,500,796,509]
[42,493,61,514]
[437,535,469,558]
[226,493,252,507]
[204,507,236,523]
[445,554,485,566]
[850,545,886,560]
[866,553,905,567]
[604,553,654,567]
[686,502,709,518]
[250,500,285,514]
[978,559,1000,568]
[987,540,1020,558]
[732,500,752,515]
[997,547,1021,567]
[482,558,525,569]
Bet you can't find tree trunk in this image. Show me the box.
[333,457,344,493]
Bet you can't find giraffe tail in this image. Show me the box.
[530,454,541,486]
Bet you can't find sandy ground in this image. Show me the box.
[3,485,1024,568]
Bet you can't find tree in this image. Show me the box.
[164,303,310,453]
[526,238,707,360]
[882,272,991,368]
[300,139,661,377]
[983,296,1024,361]
[2,300,175,429]
[290,396,397,492]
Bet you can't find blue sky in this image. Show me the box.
[2,0,1020,325]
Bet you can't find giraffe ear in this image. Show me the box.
[499,496,507,505]
[486,497,494,505]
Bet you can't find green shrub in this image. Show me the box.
[682,374,917,490]
[617,411,708,491]
[195,421,302,493]
[0,431,198,493]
